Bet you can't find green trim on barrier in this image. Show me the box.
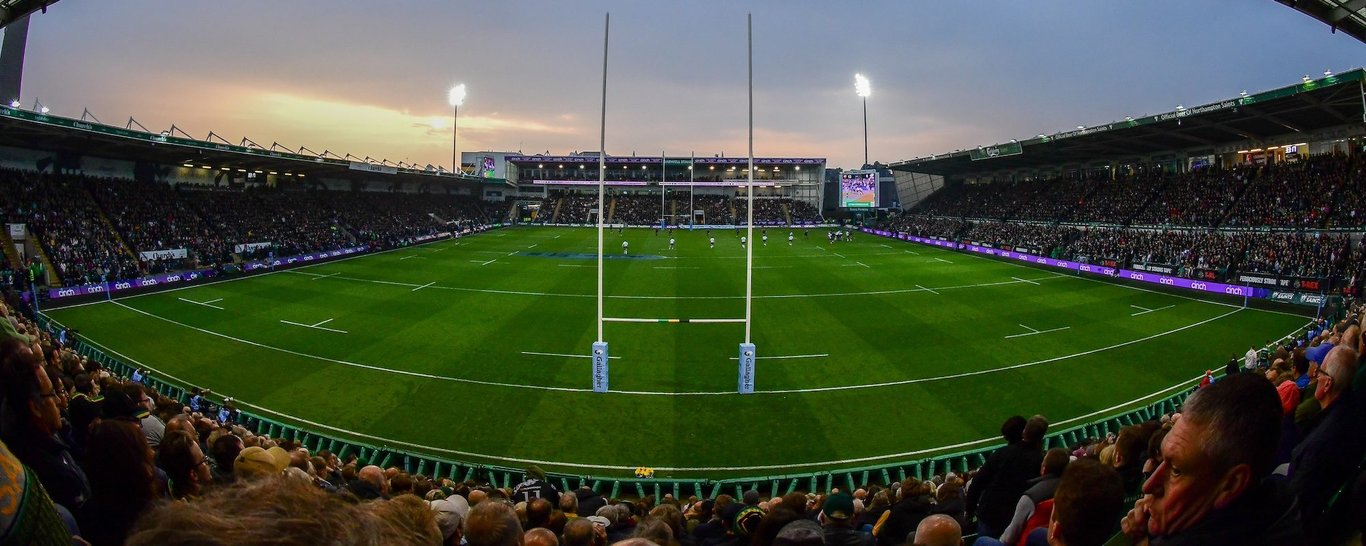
[38,314,1315,499]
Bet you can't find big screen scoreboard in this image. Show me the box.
[840,170,878,208]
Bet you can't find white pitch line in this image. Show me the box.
[653,266,700,269]
[481,259,498,266]
[507,251,517,256]
[935,257,953,264]
[279,319,348,334]
[554,235,562,239]
[904,250,920,255]
[558,264,593,268]
[752,266,793,269]
[527,244,538,249]
[310,273,340,281]
[1130,304,1153,312]
[855,261,870,268]
[412,282,436,292]
[915,284,939,295]
[833,252,847,258]
[879,244,892,248]
[399,255,418,260]
[177,297,224,310]
[1005,325,1071,339]
[522,351,621,360]
[1012,276,1039,285]
[1131,304,1175,316]
[813,246,827,251]
[729,353,829,360]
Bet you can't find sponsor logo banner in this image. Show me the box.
[49,269,213,299]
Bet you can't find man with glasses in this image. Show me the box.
[0,337,90,510]
[1288,345,1363,540]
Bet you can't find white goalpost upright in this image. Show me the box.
[591,13,611,394]
[737,13,757,394]
[590,13,759,395]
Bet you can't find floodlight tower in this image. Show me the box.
[448,84,466,174]
[854,73,871,167]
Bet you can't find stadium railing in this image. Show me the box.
[38,313,1317,500]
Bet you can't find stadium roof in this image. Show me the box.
[0,106,510,187]
[1276,0,1366,44]
[0,0,54,28]
[889,69,1366,178]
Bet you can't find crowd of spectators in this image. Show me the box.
[0,170,489,286]
[0,170,139,286]
[3,282,1361,545]
[183,188,353,260]
[907,154,1366,230]
[883,214,1361,287]
[85,179,228,273]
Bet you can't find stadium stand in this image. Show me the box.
[883,156,1366,295]
[0,169,490,287]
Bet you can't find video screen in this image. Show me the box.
[841,170,878,208]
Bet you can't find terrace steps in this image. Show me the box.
[607,198,617,223]
[505,201,517,223]
[782,203,791,225]
[0,229,23,270]
[80,182,141,269]
[29,238,60,286]
[551,198,564,223]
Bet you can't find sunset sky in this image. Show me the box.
[7,1,1364,170]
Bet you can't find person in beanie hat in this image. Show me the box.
[821,492,873,546]
[513,465,560,503]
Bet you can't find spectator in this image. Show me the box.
[1287,345,1364,538]
[233,445,288,482]
[875,479,934,546]
[158,429,212,500]
[0,337,90,510]
[565,516,608,546]
[995,447,1070,546]
[77,419,159,546]
[1120,373,1302,545]
[1046,458,1126,546]
[525,527,559,546]
[125,476,439,545]
[822,491,874,546]
[467,500,526,546]
[966,415,1048,539]
[431,496,470,546]
[512,465,560,503]
[909,514,961,546]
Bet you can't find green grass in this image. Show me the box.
[44,226,1310,479]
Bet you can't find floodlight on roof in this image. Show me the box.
[7,99,18,108]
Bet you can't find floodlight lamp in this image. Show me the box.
[1302,75,1311,83]
[7,100,17,108]
[1240,90,1248,97]
[40,106,49,114]
[448,84,467,107]
[1324,69,1333,77]
[1176,104,1185,111]
[854,73,871,98]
